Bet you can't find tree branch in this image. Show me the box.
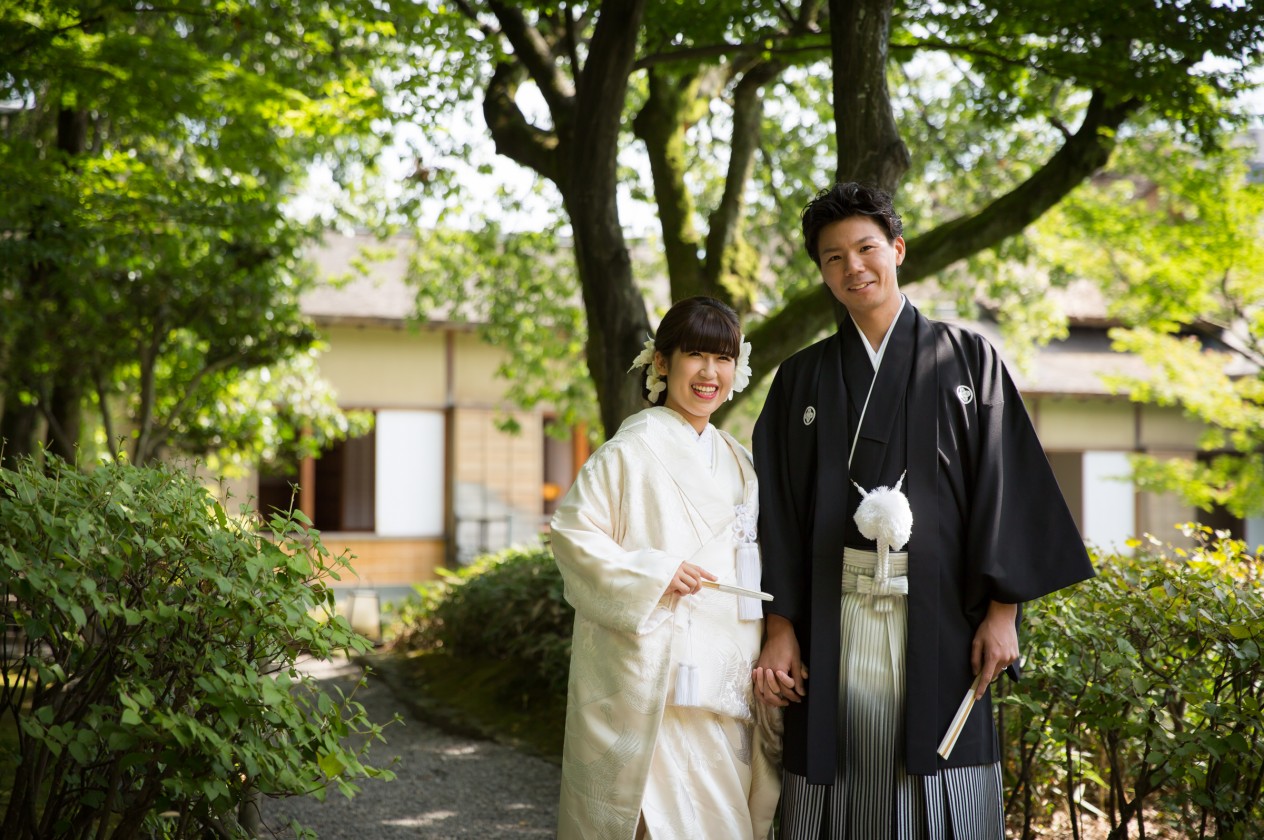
[632,69,707,300]
[93,370,119,461]
[450,0,498,38]
[726,88,1141,415]
[702,60,784,296]
[634,33,830,71]
[562,2,581,80]
[131,328,164,464]
[900,89,1138,283]
[889,36,1039,73]
[482,62,563,183]
[487,0,575,120]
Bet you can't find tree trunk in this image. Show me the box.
[829,0,910,192]
[633,68,708,300]
[561,0,651,438]
[566,192,651,438]
[0,403,40,470]
[36,106,91,464]
[44,378,82,463]
[481,0,650,439]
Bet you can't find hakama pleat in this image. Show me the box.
[778,548,1004,840]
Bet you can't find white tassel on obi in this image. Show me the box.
[851,471,913,612]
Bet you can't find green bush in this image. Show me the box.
[392,545,573,694]
[0,456,394,839]
[1003,527,1264,840]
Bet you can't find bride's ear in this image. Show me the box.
[653,350,669,377]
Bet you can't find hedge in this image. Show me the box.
[0,456,393,838]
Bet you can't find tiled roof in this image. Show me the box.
[300,232,423,326]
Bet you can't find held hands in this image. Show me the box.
[971,600,1019,699]
[753,614,808,707]
[666,561,717,597]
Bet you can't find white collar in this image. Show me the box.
[850,295,906,371]
[694,423,715,470]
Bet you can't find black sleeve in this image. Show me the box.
[966,337,1095,605]
[754,366,813,623]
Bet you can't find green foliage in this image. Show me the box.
[1002,530,1264,838]
[0,455,394,839]
[389,0,1264,436]
[157,347,376,478]
[392,545,573,695]
[1031,135,1264,517]
[0,0,401,467]
[408,224,599,435]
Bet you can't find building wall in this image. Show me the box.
[453,333,510,404]
[293,323,554,588]
[452,407,547,563]
[319,324,448,408]
[1029,395,1211,552]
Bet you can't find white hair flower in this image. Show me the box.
[729,336,752,400]
[628,337,666,402]
[630,333,752,404]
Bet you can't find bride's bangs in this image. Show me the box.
[676,307,741,359]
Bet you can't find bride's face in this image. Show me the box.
[654,347,735,432]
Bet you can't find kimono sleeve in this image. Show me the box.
[549,439,679,636]
[753,366,811,623]
[967,337,1095,605]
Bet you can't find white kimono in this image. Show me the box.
[551,406,781,840]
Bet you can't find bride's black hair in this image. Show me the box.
[641,296,741,405]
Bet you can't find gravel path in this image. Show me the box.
[260,657,561,839]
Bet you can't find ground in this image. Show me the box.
[260,656,560,839]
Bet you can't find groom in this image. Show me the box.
[752,182,1093,837]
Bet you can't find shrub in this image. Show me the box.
[1003,528,1264,840]
[0,456,394,839]
[392,545,573,694]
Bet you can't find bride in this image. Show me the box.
[550,296,780,840]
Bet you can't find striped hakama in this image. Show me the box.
[778,548,1005,840]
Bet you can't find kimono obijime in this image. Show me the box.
[754,301,1094,838]
[551,406,781,840]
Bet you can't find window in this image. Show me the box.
[256,409,445,536]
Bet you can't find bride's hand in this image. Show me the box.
[666,561,717,596]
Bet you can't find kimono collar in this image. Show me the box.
[641,406,755,539]
[648,406,714,452]
[849,294,907,371]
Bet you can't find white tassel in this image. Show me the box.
[735,543,764,621]
[674,597,700,707]
[853,471,912,611]
[873,544,895,613]
[675,662,701,706]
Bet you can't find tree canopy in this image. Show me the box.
[0,0,396,467]
[1031,132,1264,518]
[399,0,1264,438]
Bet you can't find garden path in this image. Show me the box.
[260,657,560,839]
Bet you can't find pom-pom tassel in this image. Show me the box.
[736,543,764,621]
[675,662,701,706]
[853,471,912,612]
